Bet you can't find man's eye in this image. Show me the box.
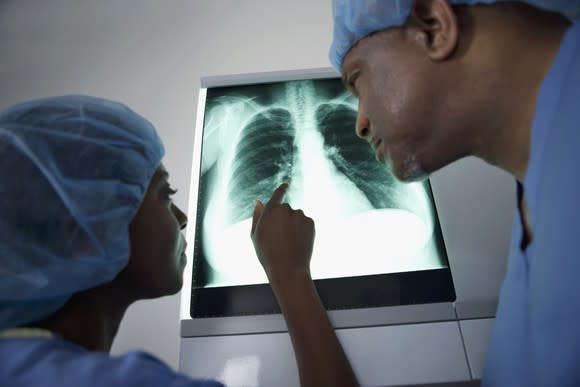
[348,72,360,96]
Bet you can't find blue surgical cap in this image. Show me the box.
[0,95,164,329]
[330,0,580,71]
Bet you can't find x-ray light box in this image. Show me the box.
[181,68,456,336]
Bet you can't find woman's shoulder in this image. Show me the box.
[0,336,224,387]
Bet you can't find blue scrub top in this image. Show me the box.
[483,22,580,386]
[0,335,224,387]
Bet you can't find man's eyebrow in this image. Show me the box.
[342,71,359,96]
[341,69,358,93]
[341,73,350,89]
[340,34,370,92]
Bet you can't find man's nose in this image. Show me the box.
[356,109,370,139]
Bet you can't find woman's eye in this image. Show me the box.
[164,186,178,199]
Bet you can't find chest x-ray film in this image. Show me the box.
[189,74,455,318]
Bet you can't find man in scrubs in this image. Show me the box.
[251,1,580,386]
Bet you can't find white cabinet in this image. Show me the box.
[179,321,473,387]
[460,318,495,380]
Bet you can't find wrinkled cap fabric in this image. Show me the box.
[330,0,580,72]
[0,95,164,329]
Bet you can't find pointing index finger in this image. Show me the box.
[266,183,289,208]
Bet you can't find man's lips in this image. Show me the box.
[368,136,385,161]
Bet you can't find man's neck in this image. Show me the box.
[469,5,570,182]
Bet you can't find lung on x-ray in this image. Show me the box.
[190,76,454,317]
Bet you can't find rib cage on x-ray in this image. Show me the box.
[197,78,438,287]
[227,108,297,225]
[315,103,400,210]
[222,80,404,227]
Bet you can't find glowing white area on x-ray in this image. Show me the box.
[209,208,438,286]
[199,81,444,287]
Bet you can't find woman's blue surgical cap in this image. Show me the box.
[0,95,164,329]
[329,0,580,71]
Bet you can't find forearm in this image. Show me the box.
[270,270,359,387]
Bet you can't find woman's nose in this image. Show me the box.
[172,204,188,230]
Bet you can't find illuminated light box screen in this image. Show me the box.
[191,76,455,318]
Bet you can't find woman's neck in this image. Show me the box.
[31,285,134,352]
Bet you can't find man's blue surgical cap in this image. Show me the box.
[0,95,164,329]
[330,0,580,71]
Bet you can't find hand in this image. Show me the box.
[250,183,315,282]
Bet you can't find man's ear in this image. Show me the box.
[406,0,459,60]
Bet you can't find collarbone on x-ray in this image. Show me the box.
[195,78,446,288]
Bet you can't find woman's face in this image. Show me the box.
[121,164,188,298]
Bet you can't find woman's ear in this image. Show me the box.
[406,0,459,61]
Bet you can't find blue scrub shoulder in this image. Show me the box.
[0,336,224,387]
[483,21,580,386]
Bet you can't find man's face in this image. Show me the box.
[341,29,461,182]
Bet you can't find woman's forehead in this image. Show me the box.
[148,165,169,189]
[156,163,168,176]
